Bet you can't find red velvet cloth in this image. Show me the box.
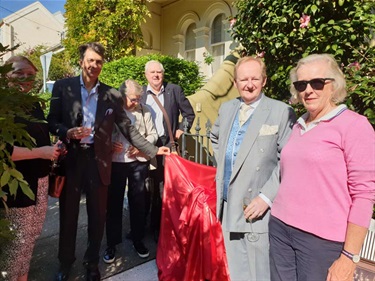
[156,154,230,281]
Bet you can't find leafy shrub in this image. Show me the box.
[100,54,205,96]
[232,0,375,125]
[0,44,46,248]
[64,0,149,63]
[0,59,42,204]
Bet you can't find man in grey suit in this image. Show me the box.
[48,43,169,281]
[210,56,296,281]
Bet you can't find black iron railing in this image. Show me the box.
[180,117,216,166]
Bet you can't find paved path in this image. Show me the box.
[29,196,158,281]
[103,260,158,281]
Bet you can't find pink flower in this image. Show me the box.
[229,18,237,29]
[348,61,361,71]
[256,51,265,58]
[299,14,310,28]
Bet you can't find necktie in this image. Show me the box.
[239,103,251,126]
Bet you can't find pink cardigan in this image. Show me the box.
[272,109,375,242]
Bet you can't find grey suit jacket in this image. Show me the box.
[211,95,296,233]
[47,76,158,186]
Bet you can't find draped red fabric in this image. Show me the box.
[156,154,230,281]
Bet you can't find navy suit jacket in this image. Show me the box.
[142,82,195,144]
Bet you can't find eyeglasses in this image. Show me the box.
[126,96,141,103]
[293,78,334,92]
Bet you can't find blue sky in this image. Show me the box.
[0,0,65,19]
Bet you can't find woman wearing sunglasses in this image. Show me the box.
[269,54,374,281]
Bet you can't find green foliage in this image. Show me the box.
[0,43,49,245]
[232,0,375,124]
[20,45,75,90]
[0,217,14,256]
[0,64,41,203]
[39,92,52,117]
[64,0,149,64]
[100,54,205,96]
[344,47,375,124]
[203,52,215,65]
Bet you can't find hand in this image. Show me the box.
[112,141,123,153]
[244,196,269,220]
[54,141,67,158]
[175,129,184,140]
[67,126,91,140]
[39,145,60,161]
[157,146,170,156]
[326,255,356,281]
[126,145,140,157]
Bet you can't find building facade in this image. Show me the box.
[0,1,65,63]
[140,0,237,79]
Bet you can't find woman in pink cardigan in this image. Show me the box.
[269,54,375,281]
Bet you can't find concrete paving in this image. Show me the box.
[103,260,158,281]
[29,196,158,281]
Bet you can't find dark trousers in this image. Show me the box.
[58,146,108,267]
[269,215,343,281]
[149,137,166,232]
[106,161,149,246]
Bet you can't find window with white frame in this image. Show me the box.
[185,23,196,61]
[211,13,225,73]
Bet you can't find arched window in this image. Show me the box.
[211,13,225,44]
[185,23,196,61]
[210,13,225,73]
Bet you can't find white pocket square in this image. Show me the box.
[259,124,278,136]
[105,108,113,116]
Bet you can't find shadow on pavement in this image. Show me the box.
[29,196,157,281]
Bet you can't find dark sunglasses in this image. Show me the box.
[293,78,334,92]
[126,96,141,103]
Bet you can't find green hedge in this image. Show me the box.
[100,54,205,96]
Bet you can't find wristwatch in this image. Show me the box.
[341,249,360,263]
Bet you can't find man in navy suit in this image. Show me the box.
[48,43,169,281]
[141,60,195,239]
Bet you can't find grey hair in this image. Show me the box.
[145,60,165,73]
[118,79,143,97]
[290,53,347,104]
